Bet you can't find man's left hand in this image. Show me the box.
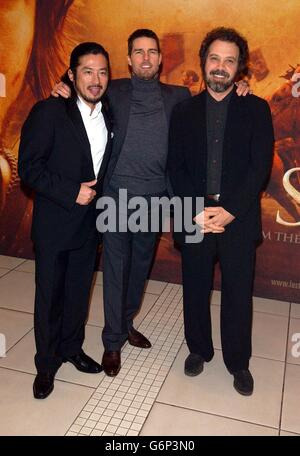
[204,206,235,230]
[235,80,252,96]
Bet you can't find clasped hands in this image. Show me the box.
[193,207,235,233]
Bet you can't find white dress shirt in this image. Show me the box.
[77,96,108,177]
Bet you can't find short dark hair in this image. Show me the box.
[69,42,109,74]
[199,27,249,78]
[127,29,160,56]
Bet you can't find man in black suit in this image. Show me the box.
[18,42,112,399]
[168,28,274,395]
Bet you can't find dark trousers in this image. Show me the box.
[102,186,162,351]
[34,236,97,374]
[181,230,255,372]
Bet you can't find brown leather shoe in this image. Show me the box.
[128,328,152,349]
[102,350,121,376]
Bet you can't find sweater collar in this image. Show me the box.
[130,74,160,92]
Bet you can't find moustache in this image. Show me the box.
[88,85,103,89]
[210,70,230,78]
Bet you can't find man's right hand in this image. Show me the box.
[193,210,225,233]
[51,82,71,98]
[76,180,97,205]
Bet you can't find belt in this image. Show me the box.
[206,193,220,202]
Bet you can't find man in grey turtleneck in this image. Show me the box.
[100,29,190,376]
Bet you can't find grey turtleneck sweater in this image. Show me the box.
[110,75,168,195]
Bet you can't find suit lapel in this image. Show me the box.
[222,90,245,172]
[65,97,95,176]
[111,81,132,156]
[97,104,112,180]
[189,91,207,192]
[160,83,175,125]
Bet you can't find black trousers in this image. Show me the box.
[33,236,97,374]
[181,229,256,372]
[102,186,164,351]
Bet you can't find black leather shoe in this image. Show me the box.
[231,369,254,396]
[33,373,55,399]
[128,328,151,348]
[102,351,121,376]
[63,351,102,373]
[184,353,204,376]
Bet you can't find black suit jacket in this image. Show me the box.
[168,89,274,244]
[104,78,190,189]
[18,96,112,248]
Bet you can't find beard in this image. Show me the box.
[75,82,103,105]
[80,93,102,104]
[132,64,159,81]
[205,69,235,93]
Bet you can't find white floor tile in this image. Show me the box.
[0,268,10,278]
[281,364,300,434]
[93,270,103,285]
[291,304,300,319]
[280,430,300,436]
[0,271,35,313]
[15,260,35,273]
[86,284,104,327]
[133,293,159,327]
[0,308,33,352]
[141,403,278,436]
[0,367,93,436]
[211,290,221,305]
[252,312,289,361]
[211,306,289,361]
[0,325,104,388]
[157,346,284,428]
[145,280,168,295]
[0,255,26,269]
[252,296,290,316]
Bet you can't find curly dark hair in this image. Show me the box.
[199,27,249,79]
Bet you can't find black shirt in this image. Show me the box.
[206,89,232,194]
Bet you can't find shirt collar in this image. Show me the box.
[206,87,233,105]
[76,95,102,118]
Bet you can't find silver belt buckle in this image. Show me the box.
[207,193,220,202]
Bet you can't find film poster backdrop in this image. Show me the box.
[0,0,299,302]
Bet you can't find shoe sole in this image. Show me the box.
[184,365,204,376]
[128,341,152,349]
[233,384,253,396]
[103,368,121,377]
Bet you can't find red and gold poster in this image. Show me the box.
[0,0,299,302]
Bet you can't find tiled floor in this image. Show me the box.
[0,254,299,436]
